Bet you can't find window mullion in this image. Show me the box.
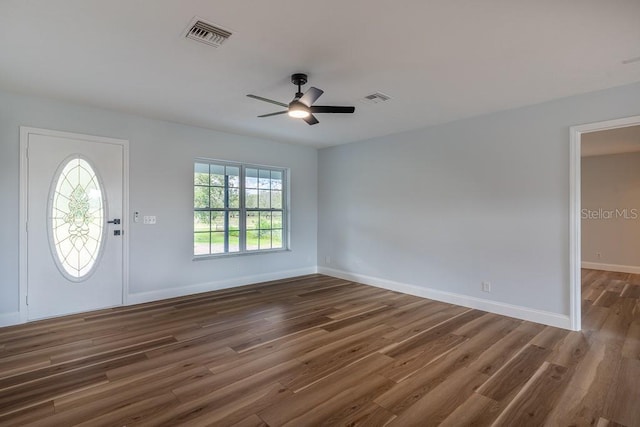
[224,174,229,253]
[239,166,246,252]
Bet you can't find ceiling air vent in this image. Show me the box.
[184,18,232,48]
[361,92,391,105]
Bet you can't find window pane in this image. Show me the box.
[259,169,271,189]
[246,168,258,189]
[210,165,225,186]
[228,188,239,208]
[272,212,282,229]
[247,230,260,250]
[194,186,209,208]
[194,232,210,255]
[210,187,224,208]
[272,229,283,249]
[259,211,272,230]
[271,190,282,209]
[229,233,239,252]
[229,212,240,236]
[194,163,209,185]
[194,211,210,232]
[259,190,271,208]
[246,211,259,230]
[246,189,258,208]
[211,212,225,232]
[259,230,272,249]
[211,232,225,254]
[271,170,283,190]
[50,157,104,280]
[227,166,240,188]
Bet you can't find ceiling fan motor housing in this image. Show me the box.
[291,73,308,86]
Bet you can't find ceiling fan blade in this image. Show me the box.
[299,87,324,107]
[302,114,319,125]
[310,106,355,114]
[247,94,288,108]
[258,111,288,118]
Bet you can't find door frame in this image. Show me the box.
[19,127,130,322]
[569,114,640,331]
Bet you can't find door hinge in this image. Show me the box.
[26,295,29,306]
[25,222,28,233]
[25,146,28,159]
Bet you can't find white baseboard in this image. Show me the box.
[127,266,319,305]
[0,311,21,328]
[318,267,572,330]
[581,262,640,274]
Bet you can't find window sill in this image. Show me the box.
[192,248,291,261]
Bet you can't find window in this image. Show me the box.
[194,160,287,256]
[49,156,105,280]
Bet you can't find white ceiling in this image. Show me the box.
[1,1,640,148]
[582,125,640,157]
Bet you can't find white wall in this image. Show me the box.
[582,152,640,269]
[0,89,317,319]
[318,82,640,325]
[3,82,640,328]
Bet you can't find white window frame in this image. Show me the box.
[193,158,289,259]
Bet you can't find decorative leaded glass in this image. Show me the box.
[49,157,105,280]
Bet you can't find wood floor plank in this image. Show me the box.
[621,283,640,299]
[258,353,393,426]
[622,321,640,360]
[438,392,501,427]
[544,338,622,426]
[374,316,517,415]
[48,366,211,425]
[603,357,640,427]
[173,358,302,403]
[152,381,291,427]
[466,321,546,376]
[476,344,551,401]
[388,367,489,426]
[0,270,637,425]
[332,401,396,427]
[382,309,484,358]
[491,362,571,426]
[230,414,269,427]
[0,353,146,414]
[379,332,467,382]
[0,401,55,427]
[75,393,180,427]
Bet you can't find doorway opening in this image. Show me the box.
[569,115,640,330]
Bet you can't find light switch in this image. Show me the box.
[143,215,156,225]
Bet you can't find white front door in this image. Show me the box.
[24,129,126,320]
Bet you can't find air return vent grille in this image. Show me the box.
[184,18,232,47]
[361,92,391,104]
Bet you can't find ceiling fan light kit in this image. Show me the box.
[288,101,310,118]
[247,73,355,125]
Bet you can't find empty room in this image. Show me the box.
[1,1,640,425]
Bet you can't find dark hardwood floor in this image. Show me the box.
[0,270,638,426]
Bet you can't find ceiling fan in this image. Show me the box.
[247,73,355,125]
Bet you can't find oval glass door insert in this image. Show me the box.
[49,156,106,281]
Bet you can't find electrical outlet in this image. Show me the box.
[596,252,601,260]
[134,211,140,223]
[143,215,157,225]
[481,281,491,292]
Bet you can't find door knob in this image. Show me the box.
[108,219,121,225]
